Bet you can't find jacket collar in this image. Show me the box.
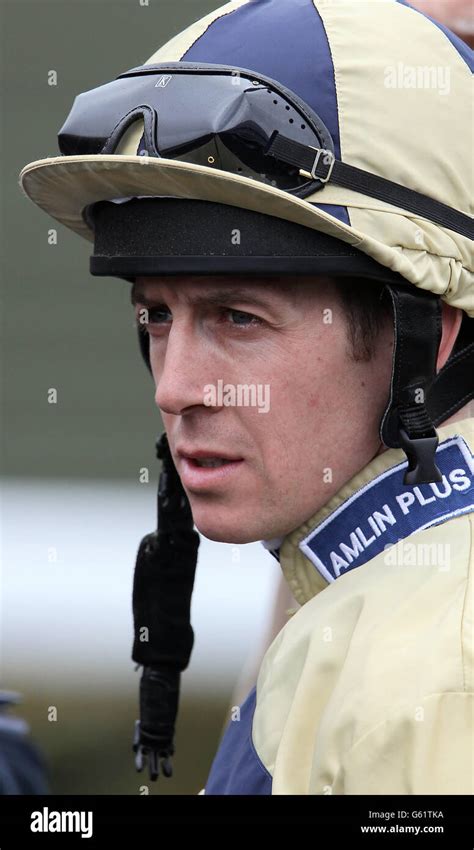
[277,418,474,607]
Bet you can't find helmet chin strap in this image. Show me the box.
[131,432,199,781]
[380,283,474,485]
[379,283,443,485]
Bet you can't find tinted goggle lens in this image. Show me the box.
[58,63,334,197]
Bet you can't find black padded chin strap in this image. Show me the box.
[131,432,199,781]
[380,284,444,485]
[380,284,474,485]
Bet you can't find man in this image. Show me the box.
[19,0,472,794]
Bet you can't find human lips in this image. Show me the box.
[176,447,245,489]
[177,446,244,462]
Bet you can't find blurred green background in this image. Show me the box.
[3,0,219,481]
[1,0,276,796]
[19,690,232,795]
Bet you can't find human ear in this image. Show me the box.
[436,302,463,371]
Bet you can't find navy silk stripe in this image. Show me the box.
[181,0,350,226]
[205,686,272,794]
[397,0,474,71]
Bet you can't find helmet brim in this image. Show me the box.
[18,154,474,316]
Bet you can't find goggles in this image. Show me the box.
[59,61,334,199]
[58,61,472,239]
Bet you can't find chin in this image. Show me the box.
[196,524,259,545]
[190,511,261,545]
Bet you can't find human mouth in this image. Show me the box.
[190,458,234,468]
[176,448,244,489]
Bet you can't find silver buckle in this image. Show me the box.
[299,147,335,183]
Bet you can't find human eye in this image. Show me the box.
[221,308,263,330]
[136,304,172,334]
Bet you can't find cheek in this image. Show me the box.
[276,349,344,423]
[259,340,355,476]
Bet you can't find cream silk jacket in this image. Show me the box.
[200,418,473,794]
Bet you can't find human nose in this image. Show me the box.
[153,323,214,416]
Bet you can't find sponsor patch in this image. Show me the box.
[299,436,474,583]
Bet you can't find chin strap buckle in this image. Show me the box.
[132,719,174,782]
[399,428,443,485]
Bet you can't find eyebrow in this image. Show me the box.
[130,282,282,311]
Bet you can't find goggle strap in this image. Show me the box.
[266,132,473,239]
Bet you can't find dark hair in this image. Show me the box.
[332,276,394,362]
[334,277,474,364]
